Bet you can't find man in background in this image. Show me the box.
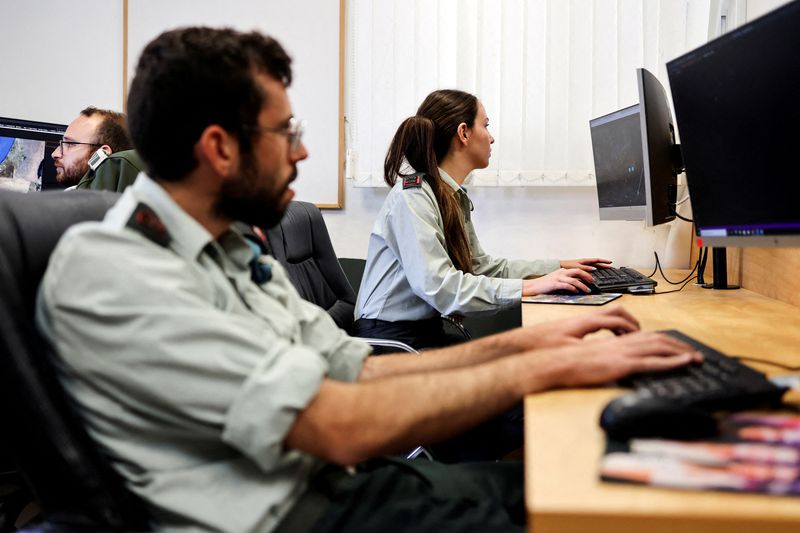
[51,106,132,188]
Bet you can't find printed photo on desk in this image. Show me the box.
[600,413,800,496]
[521,293,623,306]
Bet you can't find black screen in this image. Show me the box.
[667,1,800,243]
[591,104,646,213]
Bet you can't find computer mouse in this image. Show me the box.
[550,282,602,296]
[599,392,719,441]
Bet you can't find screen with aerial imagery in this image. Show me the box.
[0,117,66,192]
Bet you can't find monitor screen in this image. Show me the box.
[667,1,800,247]
[591,104,646,221]
[0,117,67,193]
[589,69,679,226]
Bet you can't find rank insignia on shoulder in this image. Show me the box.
[402,173,423,189]
[126,203,171,247]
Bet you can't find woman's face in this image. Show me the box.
[465,101,494,169]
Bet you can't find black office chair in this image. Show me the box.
[0,189,150,531]
[339,258,522,342]
[265,201,357,330]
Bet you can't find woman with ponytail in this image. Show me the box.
[353,90,611,350]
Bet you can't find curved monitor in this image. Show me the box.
[638,68,679,227]
[0,116,66,193]
[667,1,800,247]
[590,68,680,226]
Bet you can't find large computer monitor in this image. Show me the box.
[590,68,681,227]
[0,117,67,193]
[667,0,800,248]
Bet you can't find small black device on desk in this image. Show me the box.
[600,330,788,440]
[592,266,656,293]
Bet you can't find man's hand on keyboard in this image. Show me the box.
[560,257,613,271]
[513,305,641,350]
[541,331,703,388]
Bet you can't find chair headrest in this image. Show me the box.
[0,189,119,314]
[270,201,318,262]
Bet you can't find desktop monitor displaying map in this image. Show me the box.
[0,117,67,193]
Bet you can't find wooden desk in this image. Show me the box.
[523,274,800,533]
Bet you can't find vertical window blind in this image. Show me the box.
[347,0,718,187]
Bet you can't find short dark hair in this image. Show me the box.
[127,27,293,182]
[80,106,133,152]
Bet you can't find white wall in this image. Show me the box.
[747,0,793,18]
[125,0,342,206]
[0,1,124,123]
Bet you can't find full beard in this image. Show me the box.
[214,154,293,230]
[56,158,91,187]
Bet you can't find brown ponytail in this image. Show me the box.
[384,90,478,274]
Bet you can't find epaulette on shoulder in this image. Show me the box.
[402,173,424,190]
[126,202,171,247]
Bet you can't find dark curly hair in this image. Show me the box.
[127,27,292,182]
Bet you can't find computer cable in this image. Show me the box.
[648,275,699,295]
[651,251,700,285]
[669,204,694,223]
[696,247,709,285]
[731,356,800,372]
[674,193,691,206]
[640,249,705,295]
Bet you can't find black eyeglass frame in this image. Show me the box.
[246,117,306,152]
[57,139,101,153]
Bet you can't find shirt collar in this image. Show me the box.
[437,167,463,194]
[437,167,473,219]
[128,173,224,262]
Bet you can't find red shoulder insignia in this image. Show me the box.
[402,174,423,189]
[126,203,171,247]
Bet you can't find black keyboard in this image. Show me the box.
[592,266,657,292]
[621,330,787,410]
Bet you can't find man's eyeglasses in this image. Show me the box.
[57,139,101,153]
[249,118,306,152]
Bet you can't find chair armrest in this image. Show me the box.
[354,337,418,354]
[352,337,432,460]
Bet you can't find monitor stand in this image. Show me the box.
[701,247,739,290]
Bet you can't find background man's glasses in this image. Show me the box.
[250,118,306,152]
[57,139,100,153]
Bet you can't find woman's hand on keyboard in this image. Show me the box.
[522,268,594,296]
[559,257,613,271]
